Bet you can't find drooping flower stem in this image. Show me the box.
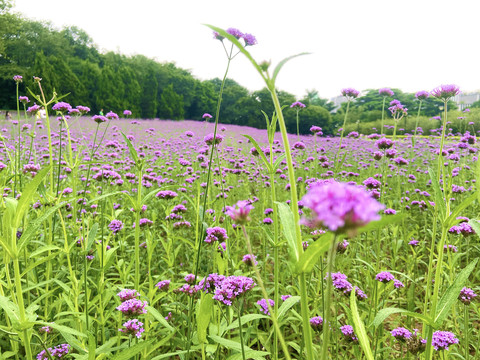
[237,300,246,360]
[269,87,313,360]
[380,96,386,135]
[320,235,337,360]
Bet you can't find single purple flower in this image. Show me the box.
[431,85,460,101]
[341,88,360,99]
[379,88,394,97]
[415,91,430,100]
[225,200,253,225]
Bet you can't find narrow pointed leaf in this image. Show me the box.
[351,291,374,360]
[276,202,299,265]
[272,52,311,84]
[242,135,272,173]
[294,232,333,274]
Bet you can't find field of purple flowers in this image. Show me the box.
[1,27,479,360]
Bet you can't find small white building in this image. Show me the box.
[454,92,480,111]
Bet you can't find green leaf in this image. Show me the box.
[445,191,477,228]
[295,233,333,274]
[197,293,213,344]
[86,223,98,251]
[468,219,480,239]
[146,306,174,332]
[350,291,374,360]
[18,202,66,253]
[242,135,272,173]
[205,25,266,83]
[372,307,432,328]
[271,53,311,85]
[277,296,300,320]
[227,350,270,360]
[434,258,478,327]
[272,154,286,171]
[276,202,299,264]
[0,295,20,326]
[14,165,51,228]
[209,334,250,352]
[428,168,446,219]
[225,314,268,331]
[121,132,140,166]
[35,321,87,338]
[86,191,125,206]
[354,214,406,234]
[111,340,152,360]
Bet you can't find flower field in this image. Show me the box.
[1,27,480,360]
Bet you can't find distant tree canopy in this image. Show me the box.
[0,3,452,135]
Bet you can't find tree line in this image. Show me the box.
[2,1,477,135]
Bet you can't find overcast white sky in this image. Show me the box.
[12,0,480,99]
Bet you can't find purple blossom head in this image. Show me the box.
[310,316,323,331]
[301,180,384,236]
[76,105,90,114]
[409,239,419,246]
[376,271,395,283]
[379,88,394,97]
[92,115,107,123]
[431,84,460,101]
[106,111,119,120]
[415,91,430,100]
[119,319,145,339]
[116,298,148,317]
[341,88,360,99]
[123,109,132,116]
[391,327,412,342]
[205,226,228,243]
[13,75,23,82]
[202,113,213,119]
[225,200,253,225]
[394,279,405,289]
[36,344,71,359]
[242,254,258,266]
[310,125,323,135]
[242,33,257,46]
[340,325,358,342]
[226,28,243,39]
[155,280,170,291]
[290,101,306,109]
[458,287,477,305]
[388,100,408,117]
[204,133,224,146]
[109,219,123,234]
[117,289,140,301]
[156,190,178,199]
[257,298,274,315]
[19,96,29,105]
[448,222,475,237]
[432,330,459,351]
[212,275,255,305]
[27,104,41,115]
[376,137,394,150]
[52,102,72,114]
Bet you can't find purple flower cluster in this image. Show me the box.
[431,330,459,351]
[117,289,140,301]
[340,325,358,342]
[375,271,395,283]
[155,280,171,291]
[310,316,323,331]
[257,298,275,315]
[290,101,306,109]
[458,287,477,305]
[431,84,460,101]
[36,344,71,359]
[119,319,145,338]
[204,133,224,146]
[379,88,394,97]
[301,180,384,235]
[212,275,256,306]
[225,200,253,225]
[242,253,258,266]
[116,298,148,317]
[415,90,430,100]
[205,226,228,243]
[391,327,412,342]
[375,137,394,149]
[52,102,72,114]
[341,88,360,99]
[156,190,178,199]
[448,222,475,236]
[310,125,323,134]
[108,219,124,234]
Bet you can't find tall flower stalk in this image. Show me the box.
[423,84,460,360]
[388,100,408,141]
[291,101,305,141]
[412,91,429,147]
[335,88,359,170]
[379,88,394,136]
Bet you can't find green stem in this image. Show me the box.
[412,100,423,147]
[335,100,350,170]
[320,235,337,360]
[380,97,386,135]
[238,300,246,360]
[13,257,32,360]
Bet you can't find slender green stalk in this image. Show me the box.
[134,166,143,291]
[321,235,337,360]
[241,225,292,360]
[13,257,32,360]
[269,87,313,360]
[380,96,386,135]
[335,100,350,169]
[412,100,423,147]
[464,304,469,359]
[296,109,300,141]
[237,300,246,360]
